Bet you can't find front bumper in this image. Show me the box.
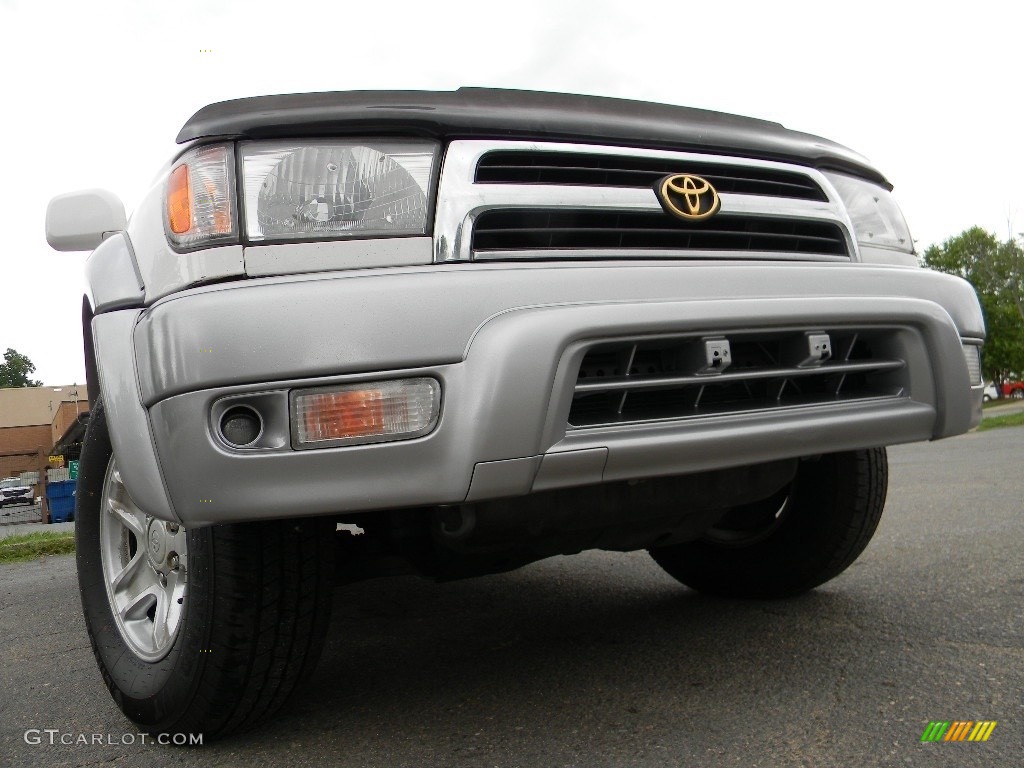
[95,261,984,526]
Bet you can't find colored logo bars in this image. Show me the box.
[920,721,997,742]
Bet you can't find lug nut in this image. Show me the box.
[167,553,180,570]
[165,522,179,534]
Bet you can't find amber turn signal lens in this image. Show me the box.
[167,164,192,234]
[302,390,385,441]
[291,378,440,449]
[163,144,236,250]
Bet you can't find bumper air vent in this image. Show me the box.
[569,329,907,428]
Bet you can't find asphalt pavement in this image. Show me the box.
[1,427,1021,767]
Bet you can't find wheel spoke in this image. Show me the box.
[107,499,146,538]
[119,583,159,622]
[152,588,171,649]
[109,549,146,593]
[165,569,186,627]
[168,529,188,569]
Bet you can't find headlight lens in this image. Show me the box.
[241,140,438,243]
[825,172,913,254]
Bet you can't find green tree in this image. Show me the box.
[922,227,1024,382]
[0,348,43,388]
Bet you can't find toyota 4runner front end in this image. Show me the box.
[46,89,984,739]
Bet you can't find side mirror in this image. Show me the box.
[46,189,127,251]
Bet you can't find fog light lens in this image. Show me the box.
[291,378,440,449]
[220,406,263,447]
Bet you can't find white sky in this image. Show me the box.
[2,0,1021,385]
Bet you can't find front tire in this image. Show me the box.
[76,398,335,739]
[649,448,887,599]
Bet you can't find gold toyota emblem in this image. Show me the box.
[656,174,721,221]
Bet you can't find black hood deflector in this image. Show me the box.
[178,88,888,187]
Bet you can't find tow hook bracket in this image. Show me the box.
[695,337,731,374]
[785,332,832,368]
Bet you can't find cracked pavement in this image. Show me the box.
[1,429,1021,767]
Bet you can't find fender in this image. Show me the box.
[82,234,177,521]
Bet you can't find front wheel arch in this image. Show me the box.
[76,397,336,739]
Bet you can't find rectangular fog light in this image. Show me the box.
[290,378,440,449]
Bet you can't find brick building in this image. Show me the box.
[0,385,89,494]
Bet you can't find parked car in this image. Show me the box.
[46,88,985,740]
[983,382,1000,402]
[0,477,34,508]
[1001,381,1024,399]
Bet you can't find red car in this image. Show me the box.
[1002,381,1024,399]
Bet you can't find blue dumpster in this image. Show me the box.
[47,480,77,523]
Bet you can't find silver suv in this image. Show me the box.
[46,89,984,739]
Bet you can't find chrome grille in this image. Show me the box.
[476,151,828,201]
[433,140,856,263]
[569,329,906,428]
[472,210,848,257]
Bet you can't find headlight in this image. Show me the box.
[825,172,913,254]
[241,140,438,243]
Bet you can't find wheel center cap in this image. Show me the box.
[147,520,167,564]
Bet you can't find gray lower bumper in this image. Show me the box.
[104,261,984,525]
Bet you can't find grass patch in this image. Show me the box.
[0,530,76,564]
[978,411,1024,431]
